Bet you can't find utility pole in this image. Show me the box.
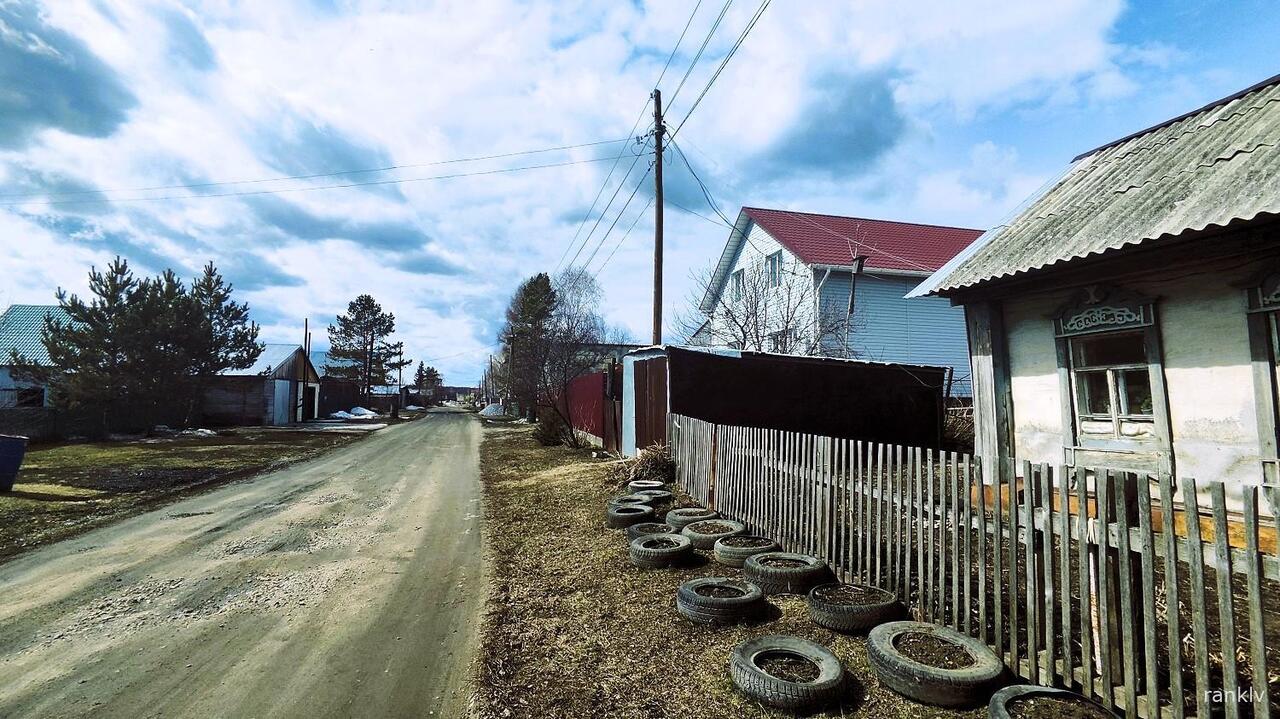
[652,88,665,346]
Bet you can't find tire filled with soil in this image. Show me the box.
[681,519,746,549]
[628,533,694,568]
[626,521,675,541]
[665,507,718,531]
[868,620,1004,707]
[712,535,781,567]
[988,685,1120,719]
[606,503,655,529]
[729,635,845,712]
[627,479,665,493]
[632,489,673,505]
[608,493,651,509]
[806,582,905,633]
[675,577,765,625]
[742,552,833,595]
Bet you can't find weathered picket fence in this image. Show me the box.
[668,413,1280,718]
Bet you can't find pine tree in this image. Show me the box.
[414,361,428,389]
[499,273,556,415]
[325,295,407,402]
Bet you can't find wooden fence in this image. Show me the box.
[668,413,1280,718]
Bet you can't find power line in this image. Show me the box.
[0,138,631,200]
[582,164,654,269]
[665,0,735,110]
[595,197,654,274]
[653,0,704,89]
[562,149,649,269]
[670,139,733,226]
[668,199,732,228]
[2,155,621,207]
[670,0,768,143]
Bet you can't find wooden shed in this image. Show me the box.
[203,344,320,426]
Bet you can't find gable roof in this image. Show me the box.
[0,305,69,366]
[310,350,359,378]
[222,343,304,377]
[912,73,1280,297]
[741,207,983,274]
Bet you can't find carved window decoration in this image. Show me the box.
[1053,284,1154,337]
[1246,269,1280,312]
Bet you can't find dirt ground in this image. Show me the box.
[0,408,484,718]
[0,427,370,562]
[472,424,985,719]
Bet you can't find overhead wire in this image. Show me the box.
[668,0,772,143]
[665,0,735,110]
[0,138,632,201]
[595,197,654,274]
[583,168,654,270]
[562,148,650,269]
[2,155,624,207]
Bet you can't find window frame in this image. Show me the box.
[1244,269,1280,481]
[766,251,783,288]
[1067,331,1156,440]
[1052,284,1171,470]
[730,269,745,301]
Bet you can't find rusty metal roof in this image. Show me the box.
[912,75,1280,297]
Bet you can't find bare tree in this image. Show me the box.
[675,254,859,357]
[536,267,613,446]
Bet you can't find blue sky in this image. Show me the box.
[0,0,1277,384]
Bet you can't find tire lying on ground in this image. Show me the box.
[628,533,694,568]
[988,685,1120,719]
[608,493,652,508]
[713,535,781,567]
[742,552,833,595]
[627,479,666,493]
[606,503,655,529]
[729,635,845,712]
[626,521,676,541]
[633,489,673,505]
[675,577,766,625]
[806,582,905,633]
[665,507,718,531]
[867,620,1004,707]
[681,519,747,550]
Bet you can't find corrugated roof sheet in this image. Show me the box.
[310,351,358,378]
[920,75,1280,295]
[223,343,301,376]
[0,305,70,366]
[742,207,983,273]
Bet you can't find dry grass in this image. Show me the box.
[473,424,984,719]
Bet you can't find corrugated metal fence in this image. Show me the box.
[668,413,1280,718]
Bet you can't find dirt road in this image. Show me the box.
[0,409,483,719]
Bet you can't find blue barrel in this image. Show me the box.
[0,434,27,492]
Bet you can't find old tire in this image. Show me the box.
[806,582,905,633]
[606,503,655,529]
[988,685,1120,719]
[629,533,694,568]
[713,535,781,567]
[609,493,652,508]
[729,635,844,712]
[681,519,747,550]
[675,577,766,625]
[633,489,673,505]
[627,479,665,492]
[665,507,718,530]
[627,522,675,541]
[868,621,1004,707]
[743,552,833,595]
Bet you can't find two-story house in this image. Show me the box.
[691,206,983,396]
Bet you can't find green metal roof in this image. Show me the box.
[0,305,69,366]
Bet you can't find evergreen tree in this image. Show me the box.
[414,361,428,389]
[499,273,556,415]
[325,295,408,402]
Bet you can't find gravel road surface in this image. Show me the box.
[0,408,483,719]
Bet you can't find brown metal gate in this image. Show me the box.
[633,356,668,450]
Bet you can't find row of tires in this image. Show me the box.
[604,489,1118,717]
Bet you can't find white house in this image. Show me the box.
[693,207,983,396]
[910,73,1280,495]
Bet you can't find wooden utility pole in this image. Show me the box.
[652,88,665,345]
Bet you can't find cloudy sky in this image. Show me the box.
[1,0,1276,384]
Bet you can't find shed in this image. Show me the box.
[0,304,69,408]
[311,350,361,416]
[203,343,320,426]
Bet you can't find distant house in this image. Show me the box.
[694,207,982,396]
[910,73,1280,490]
[0,304,68,408]
[310,350,360,416]
[203,343,320,426]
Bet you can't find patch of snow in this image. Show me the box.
[329,411,355,420]
[479,403,506,417]
[179,428,217,438]
[348,407,379,417]
[405,405,425,411]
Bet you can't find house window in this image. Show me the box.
[731,269,744,300]
[766,251,783,288]
[1069,331,1154,439]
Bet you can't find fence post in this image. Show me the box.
[708,423,718,511]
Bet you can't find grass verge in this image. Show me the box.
[473,424,984,719]
[0,428,364,562]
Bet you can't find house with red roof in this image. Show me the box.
[691,206,983,396]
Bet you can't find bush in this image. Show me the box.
[629,443,675,483]
[533,409,567,446]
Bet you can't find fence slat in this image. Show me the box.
[1076,466,1094,700]
[901,446,911,602]
[915,447,926,617]
[1210,483,1240,719]
[1023,460,1039,684]
[994,457,1006,658]
[1135,476,1159,716]
[952,453,963,630]
[1097,470,1114,709]
[1114,473,1138,718]
[1183,477,1210,719]
[1158,475,1185,719]
[1243,486,1271,719]
[1058,464,1073,690]
[1040,463,1056,686]
[1010,461,1022,673]
[964,454,974,637]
